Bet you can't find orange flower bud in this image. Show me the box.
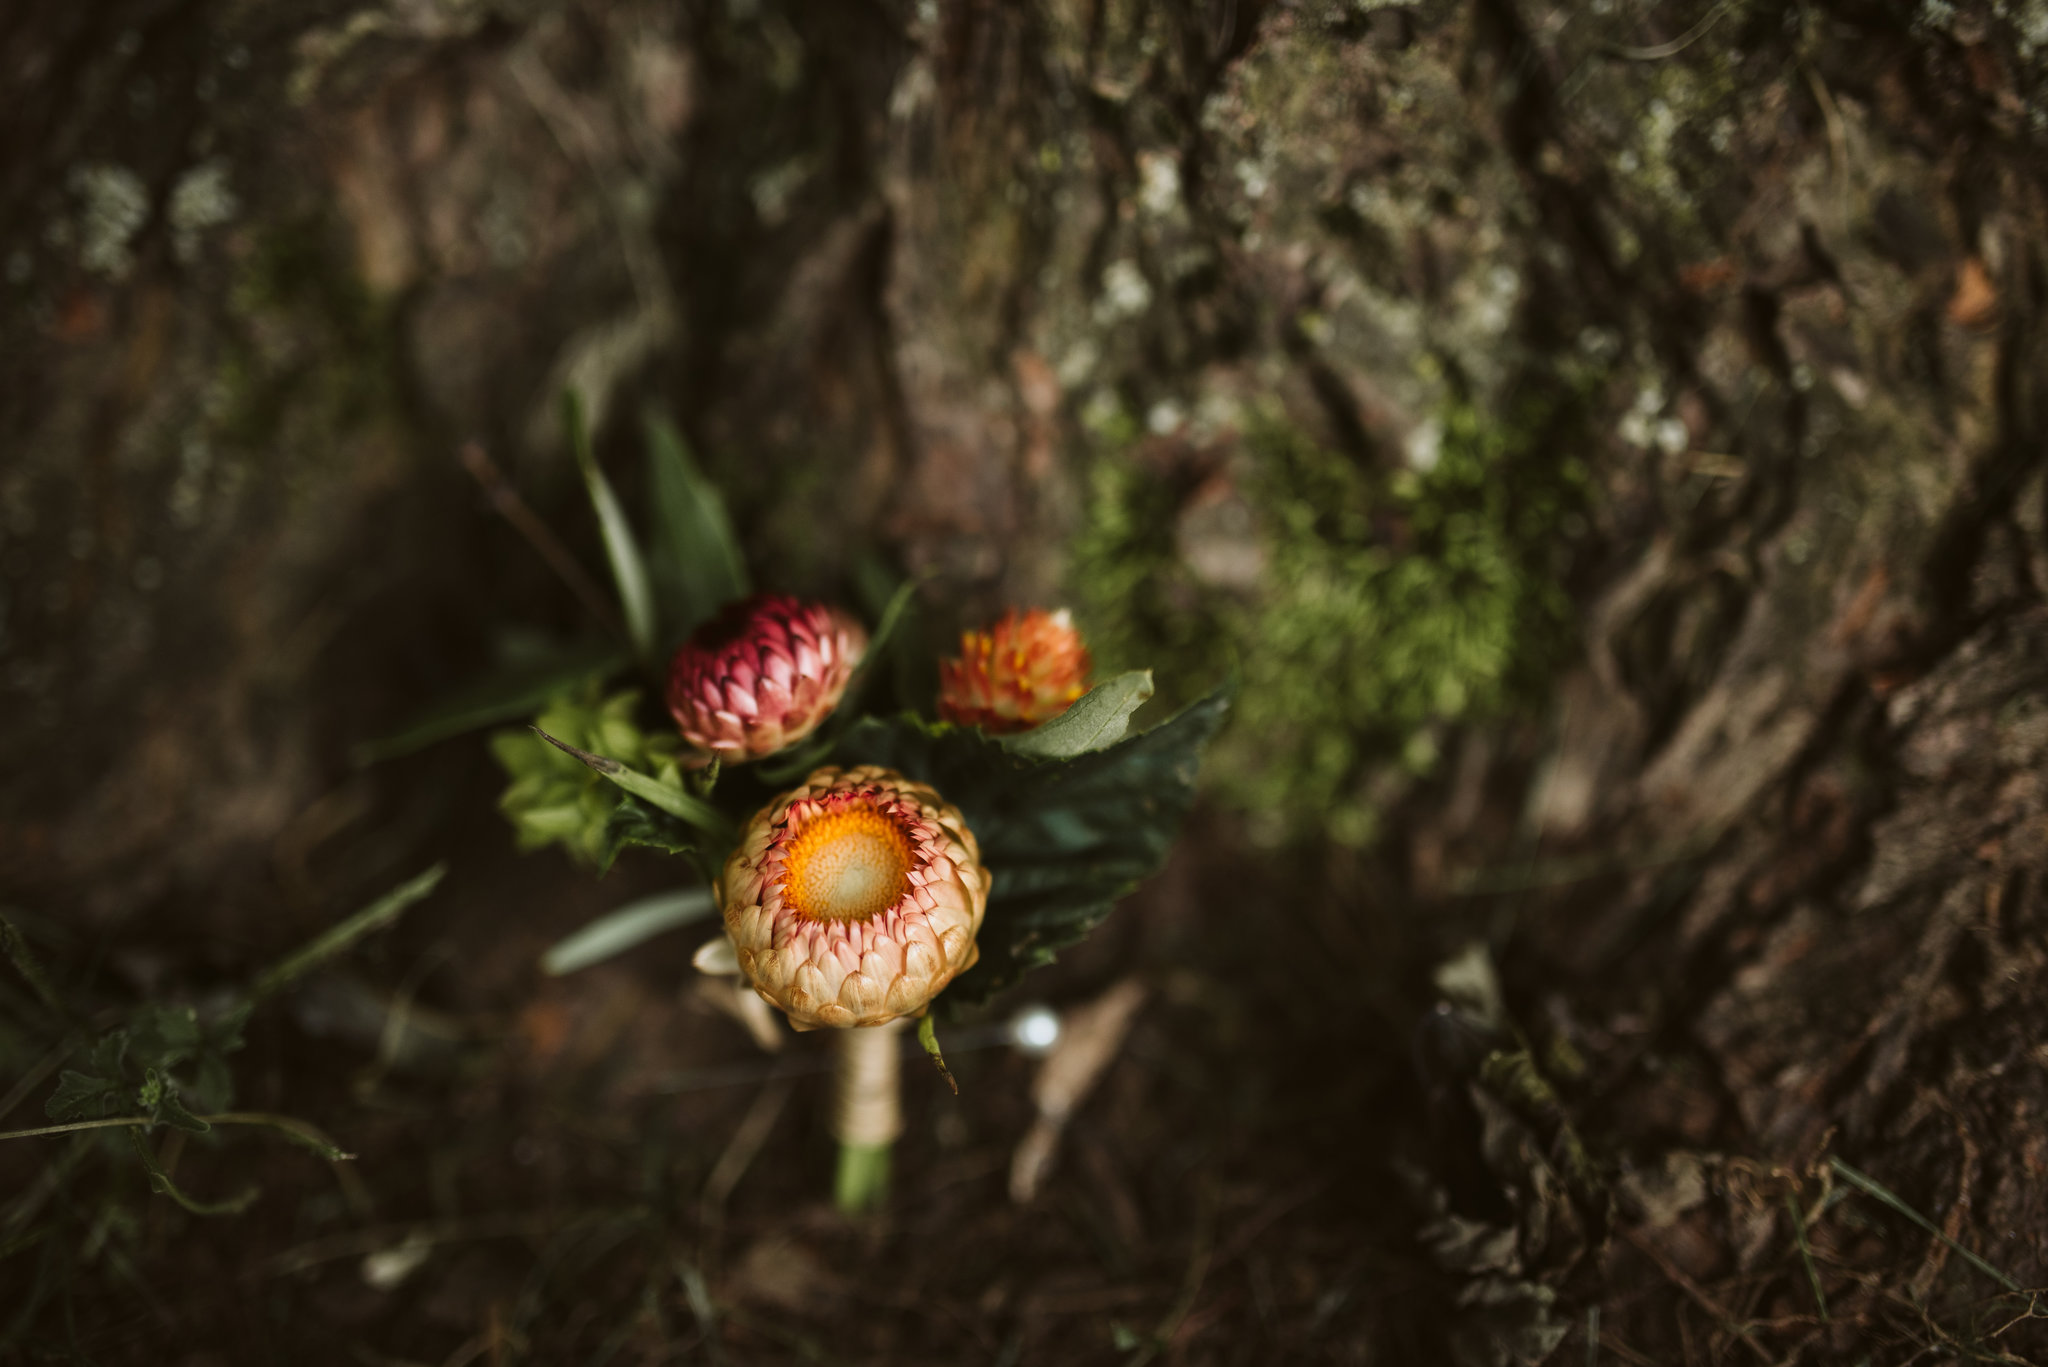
[938,608,1091,734]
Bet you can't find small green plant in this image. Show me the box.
[0,868,442,1209]
[0,867,444,1341]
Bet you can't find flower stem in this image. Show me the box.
[831,1019,905,1215]
[834,1142,891,1215]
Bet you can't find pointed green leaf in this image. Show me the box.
[245,864,447,1005]
[917,1013,958,1095]
[643,410,748,649]
[1003,671,1155,759]
[844,576,919,708]
[0,913,65,1017]
[532,727,731,841]
[154,1086,212,1135]
[565,390,656,659]
[542,887,718,976]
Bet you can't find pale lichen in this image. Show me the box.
[68,164,151,279]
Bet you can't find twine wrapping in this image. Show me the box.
[831,1016,908,1148]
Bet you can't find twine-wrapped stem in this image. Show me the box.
[831,1016,906,1214]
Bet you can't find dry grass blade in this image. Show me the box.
[458,441,623,639]
[1785,1188,1829,1322]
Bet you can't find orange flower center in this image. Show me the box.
[782,805,915,923]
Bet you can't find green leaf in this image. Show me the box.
[597,795,701,875]
[643,410,748,650]
[566,390,657,659]
[541,887,718,976]
[1004,671,1155,759]
[130,1005,202,1072]
[0,913,65,1018]
[152,1080,212,1135]
[834,684,1230,1005]
[353,640,626,764]
[532,727,732,842]
[45,1070,124,1122]
[245,864,447,1005]
[191,1052,237,1116]
[842,576,920,712]
[87,1029,130,1082]
[917,1013,958,1095]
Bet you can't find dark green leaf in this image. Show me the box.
[834,684,1230,1006]
[0,913,65,1018]
[44,1070,124,1122]
[87,1029,130,1081]
[191,1053,236,1116]
[643,409,749,651]
[246,864,447,1005]
[153,1083,212,1135]
[130,1006,202,1071]
[566,390,657,659]
[352,640,626,764]
[598,795,701,876]
[850,578,920,698]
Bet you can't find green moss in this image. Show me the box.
[1072,385,1590,845]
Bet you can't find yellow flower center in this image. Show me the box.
[783,805,915,923]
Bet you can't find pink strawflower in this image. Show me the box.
[666,595,866,761]
[719,766,987,1029]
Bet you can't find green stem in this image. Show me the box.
[0,1111,353,1158]
[834,1142,891,1215]
[0,1115,153,1140]
[131,1127,258,1216]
